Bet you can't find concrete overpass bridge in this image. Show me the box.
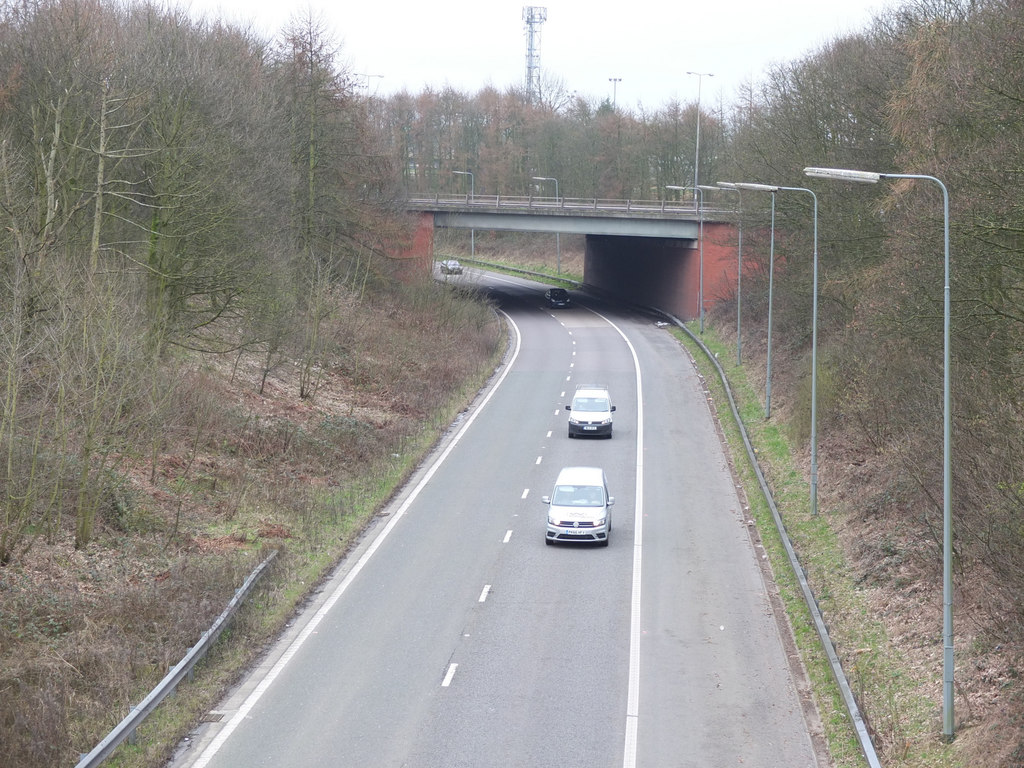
[405,195,739,321]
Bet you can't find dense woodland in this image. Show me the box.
[2,0,1024,765]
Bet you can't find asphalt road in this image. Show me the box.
[170,270,822,768]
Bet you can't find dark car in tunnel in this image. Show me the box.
[545,287,571,308]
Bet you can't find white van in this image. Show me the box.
[565,385,615,438]
[543,466,615,546]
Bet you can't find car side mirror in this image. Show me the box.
[610,405,616,412]
[607,497,615,506]
[564,405,571,411]
[541,496,551,504]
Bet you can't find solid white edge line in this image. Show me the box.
[191,310,523,768]
[590,310,644,768]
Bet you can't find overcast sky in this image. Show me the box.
[181,0,898,111]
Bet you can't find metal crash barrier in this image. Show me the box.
[75,550,279,768]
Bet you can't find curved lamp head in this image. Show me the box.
[804,167,880,184]
[733,182,780,192]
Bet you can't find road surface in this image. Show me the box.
[169,269,823,768]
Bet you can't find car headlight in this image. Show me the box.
[600,417,613,425]
[568,415,581,425]
[595,517,607,526]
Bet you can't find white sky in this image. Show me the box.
[181,0,898,111]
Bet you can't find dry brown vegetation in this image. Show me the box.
[0,277,502,767]
[703,284,1024,767]
[5,0,1024,765]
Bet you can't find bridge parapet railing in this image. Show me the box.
[406,194,707,216]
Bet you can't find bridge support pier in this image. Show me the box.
[392,212,435,280]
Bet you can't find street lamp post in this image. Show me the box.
[731,184,782,417]
[609,77,622,107]
[531,176,561,273]
[804,165,954,741]
[766,191,777,418]
[733,183,819,517]
[452,170,475,257]
[686,71,713,191]
[712,182,744,365]
[667,185,704,331]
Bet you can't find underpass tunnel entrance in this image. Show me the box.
[583,225,738,321]
[584,235,698,320]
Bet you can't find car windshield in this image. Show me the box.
[549,289,567,298]
[572,397,609,412]
[551,484,604,506]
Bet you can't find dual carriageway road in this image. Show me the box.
[169,268,824,768]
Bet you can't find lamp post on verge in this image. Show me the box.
[804,165,954,741]
[733,183,819,518]
[711,182,744,364]
[686,71,713,192]
[767,191,776,417]
[667,185,704,331]
[532,175,561,273]
[609,77,621,107]
[732,184,781,417]
[452,170,475,258]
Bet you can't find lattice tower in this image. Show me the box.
[523,6,547,102]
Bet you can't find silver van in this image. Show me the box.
[566,385,615,438]
[543,466,615,546]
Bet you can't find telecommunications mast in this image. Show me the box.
[523,6,547,102]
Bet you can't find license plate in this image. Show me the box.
[583,426,597,431]
[566,528,589,535]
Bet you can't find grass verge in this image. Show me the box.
[436,251,582,287]
[674,321,955,767]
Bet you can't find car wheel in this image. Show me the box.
[567,430,574,438]
[600,537,610,547]
[545,537,553,545]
